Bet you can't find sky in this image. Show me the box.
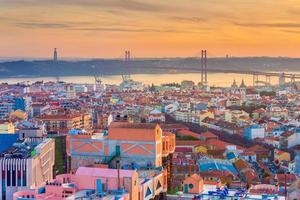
[1,0,300,58]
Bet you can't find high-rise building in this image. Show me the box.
[0,138,55,200]
[53,48,58,61]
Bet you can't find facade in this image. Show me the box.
[67,122,175,192]
[0,100,15,119]
[244,125,265,140]
[67,122,175,170]
[183,174,204,194]
[13,166,167,200]
[287,179,300,200]
[38,113,92,134]
[294,150,300,175]
[0,121,15,133]
[225,110,249,123]
[147,109,165,123]
[0,122,19,152]
[0,138,55,200]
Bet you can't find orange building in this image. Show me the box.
[67,122,175,189]
[183,174,204,194]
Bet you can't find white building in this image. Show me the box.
[0,138,55,200]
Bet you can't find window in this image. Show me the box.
[145,187,152,197]
[7,168,11,186]
[12,169,16,186]
[189,184,194,189]
[156,180,162,189]
[22,169,27,186]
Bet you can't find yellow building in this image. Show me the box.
[199,110,214,124]
[226,97,242,107]
[0,121,15,134]
[194,145,208,154]
[225,110,249,123]
[274,149,291,162]
[10,109,28,120]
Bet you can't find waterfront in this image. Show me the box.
[0,72,289,87]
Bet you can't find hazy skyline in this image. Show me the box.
[1,0,300,58]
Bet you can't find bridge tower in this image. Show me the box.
[53,48,58,61]
[201,50,208,86]
[122,50,131,81]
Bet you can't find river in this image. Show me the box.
[0,72,295,87]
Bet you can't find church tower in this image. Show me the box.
[239,79,247,100]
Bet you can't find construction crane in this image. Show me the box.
[91,65,103,91]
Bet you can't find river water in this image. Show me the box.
[0,72,296,87]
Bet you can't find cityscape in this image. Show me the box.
[1,1,300,200]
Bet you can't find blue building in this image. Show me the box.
[14,97,25,111]
[0,134,19,153]
[244,124,265,140]
[198,158,238,175]
[295,150,300,175]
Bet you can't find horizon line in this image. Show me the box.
[1,55,300,61]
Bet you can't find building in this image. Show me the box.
[294,150,300,175]
[147,109,165,123]
[197,158,238,175]
[199,110,214,125]
[183,174,204,194]
[0,138,55,200]
[0,100,15,119]
[244,125,265,140]
[38,113,92,135]
[16,121,46,140]
[13,166,167,200]
[274,149,290,163]
[67,122,175,191]
[67,122,175,169]
[181,80,195,90]
[225,110,249,124]
[0,122,19,152]
[287,179,300,200]
[0,121,15,133]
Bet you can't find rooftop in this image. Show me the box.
[109,122,158,129]
[0,138,47,159]
[75,167,136,178]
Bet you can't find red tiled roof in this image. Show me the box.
[200,131,218,139]
[177,129,200,139]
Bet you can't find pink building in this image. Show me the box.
[13,167,167,200]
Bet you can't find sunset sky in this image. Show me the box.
[1,0,300,58]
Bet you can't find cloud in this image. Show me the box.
[71,27,199,33]
[5,17,199,33]
[234,22,300,28]
[15,22,70,29]
[1,0,169,12]
[170,16,207,23]
[281,29,300,34]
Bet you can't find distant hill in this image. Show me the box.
[0,57,299,78]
